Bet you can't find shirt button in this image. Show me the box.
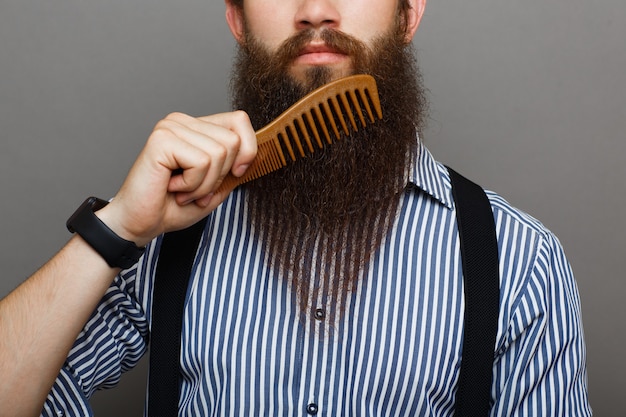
[306,402,319,415]
[314,308,326,321]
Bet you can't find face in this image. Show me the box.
[226,0,424,84]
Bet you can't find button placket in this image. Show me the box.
[303,279,325,417]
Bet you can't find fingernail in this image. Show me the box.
[235,164,250,177]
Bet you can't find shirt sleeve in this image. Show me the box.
[492,230,592,416]
[40,265,150,417]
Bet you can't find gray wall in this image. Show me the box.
[1,0,623,415]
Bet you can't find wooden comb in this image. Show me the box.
[217,74,382,194]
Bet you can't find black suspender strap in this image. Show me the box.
[148,217,208,417]
[147,168,500,417]
[448,167,501,417]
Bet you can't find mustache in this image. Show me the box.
[270,28,368,68]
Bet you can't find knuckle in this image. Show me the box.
[213,144,228,163]
[197,152,212,168]
[153,118,176,134]
[149,125,173,144]
[223,130,242,150]
[165,111,187,121]
[232,110,251,124]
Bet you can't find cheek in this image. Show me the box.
[340,4,399,41]
[243,4,295,51]
[242,1,399,50]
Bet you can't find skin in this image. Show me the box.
[0,0,425,415]
[226,0,425,83]
[0,111,258,417]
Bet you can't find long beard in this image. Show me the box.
[230,23,428,318]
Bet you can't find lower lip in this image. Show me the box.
[294,52,348,66]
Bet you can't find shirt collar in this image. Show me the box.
[406,140,454,210]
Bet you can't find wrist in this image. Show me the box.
[92,202,150,247]
[66,197,146,269]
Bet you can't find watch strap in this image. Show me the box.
[67,197,145,269]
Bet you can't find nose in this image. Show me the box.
[294,0,341,31]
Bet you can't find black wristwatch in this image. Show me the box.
[66,197,145,269]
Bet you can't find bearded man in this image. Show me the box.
[0,1,591,416]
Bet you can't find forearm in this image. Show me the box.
[0,110,257,416]
[0,235,119,417]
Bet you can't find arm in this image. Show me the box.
[492,232,591,417]
[0,111,257,417]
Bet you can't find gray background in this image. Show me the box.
[1,0,623,415]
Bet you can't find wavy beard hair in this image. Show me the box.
[230,15,428,320]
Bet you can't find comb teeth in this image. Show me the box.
[217,74,382,193]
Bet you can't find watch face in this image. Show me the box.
[90,197,110,211]
[66,197,108,233]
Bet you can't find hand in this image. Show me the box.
[96,111,257,246]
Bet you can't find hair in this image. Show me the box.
[232,19,428,320]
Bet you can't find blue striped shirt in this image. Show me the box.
[43,143,591,416]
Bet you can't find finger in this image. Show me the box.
[198,111,258,177]
[150,111,257,206]
[159,139,213,195]
[162,112,247,181]
[170,157,221,206]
